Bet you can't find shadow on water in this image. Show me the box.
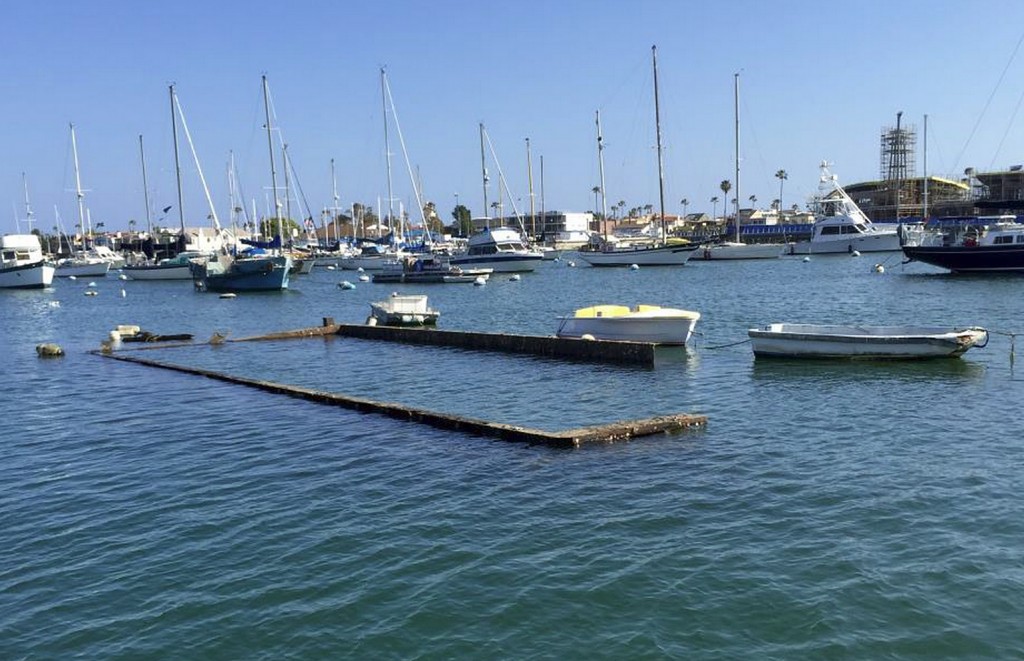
[749,356,986,384]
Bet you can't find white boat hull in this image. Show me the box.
[790,232,901,254]
[557,306,701,345]
[699,242,784,260]
[55,261,111,277]
[448,253,543,273]
[577,243,699,266]
[0,262,54,289]
[748,323,988,359]
[121,264,194,280]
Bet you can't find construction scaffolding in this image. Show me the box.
[880,122,916,183]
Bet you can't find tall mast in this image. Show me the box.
[895,110,903,222]
[380,68,395,231]
[139,135,153,235]
[596,109,609,241]
[331,157,340,244]
[262,75,282,242]
[540,154,545,241]
[169,85,186,237]
[21,172,35,234]
[734,72,741,242]
[70,123,87,248]
[922,113,929,219]
[479,122,489,226]
[652,45,667,243]
[526,137,536,239]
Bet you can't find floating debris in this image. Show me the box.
[84,290,98,296]
[339,280,355,290]
[35,343,64,358]
[219,293,237,299]
[473,276,487,286]
[358,274,370,282]
[509,274,521,282]
[874,263,885,273]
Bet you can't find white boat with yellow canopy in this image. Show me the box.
[556,304,701,345]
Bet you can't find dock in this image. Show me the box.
[92,319,705,446]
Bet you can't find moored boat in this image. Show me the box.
[789,162,901,255]
[372,255,491,283]
[0,234,54,289]
[368,294,439,326]
[191,253,291,292]
[122,251,207,280]
[748,323,988,359]
[900,215,1024,272]
[448,226,544,273]
[556,304,701,345]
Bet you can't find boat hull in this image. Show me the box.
[901,244,1024,273]
[0,261,54,289]
[700,242,784,260]
[748,324,987,359]
[577,243,700,266]
[55,261,111,277]
[790,233,901,254]
[447,254,543,273]
[194,256,291,292]
[369,295,439,326]
[121,264,194,280]
[557,306,701,345]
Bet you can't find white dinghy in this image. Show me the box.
[748,323,988,359]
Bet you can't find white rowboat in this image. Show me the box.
[748,323,988,359]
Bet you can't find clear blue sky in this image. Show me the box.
[4,0,1024,233]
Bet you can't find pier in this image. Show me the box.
[93,319,705,446]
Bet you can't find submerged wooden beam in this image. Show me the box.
[333,323,657,366]
[93,350,705,447]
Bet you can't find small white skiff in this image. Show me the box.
[748,323,988,359]
[556,304,701,345]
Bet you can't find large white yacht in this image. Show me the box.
[448,226,544,273]
[0,234,55,289]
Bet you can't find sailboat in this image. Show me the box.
[54,124,112,278]
[123,93,207,280]
[192,75,290,292]
[578,46,700,267]
[700,73,783,260]
[449,123,544,273]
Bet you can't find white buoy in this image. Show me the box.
[339,280,356,290]
[48,301,60,308]
[358,274,370,282]
[68,275,77,281]
[629,263,639,270]
[509,274,521,281]
[84,290,97,296]
[87,281,97,288]
[120,289,127,297]
[581,333,596,341]
[851,250,861,257]
[326,265,336,271]
[567,261,576,268]
[219,292,237,299]
[118,273,128,281]
[357,267,365,273]
[874,263,885,273]
[803,256,811,262]
[473,276,487,286]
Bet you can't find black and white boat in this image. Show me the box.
[0,234,54,289]
[900,215,1024,273]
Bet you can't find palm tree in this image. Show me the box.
[775,169,788,218]
[710,196,719,221]
[680,197,689,218]
[617,200,626,219]
[748,194,757,208]
[720,180,732,219]
[591,186,601,218]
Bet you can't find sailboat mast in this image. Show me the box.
[331,158,340,244]
[526,137,535,239]
[596,109,609,240]
[479,122,489,226]
[262,75,282,242]
[69,123,87,248]
[540,155,545,239]
[139,134,153,236]
[651,45,667,242]
[169,86,186,237]
[734,72,741,243]
[923,113,929,219]
[21,172,35,234]
[380,68,395,234]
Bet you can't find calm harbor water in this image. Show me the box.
[3,253,1024,658]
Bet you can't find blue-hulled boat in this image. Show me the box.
[191,252,291,292]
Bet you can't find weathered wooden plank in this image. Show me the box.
[93,350,705,447]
